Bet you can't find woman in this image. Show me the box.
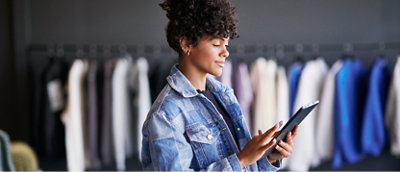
[141,0,298,170]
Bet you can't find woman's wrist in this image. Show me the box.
[236,152,247,167]
[267,155,277,164]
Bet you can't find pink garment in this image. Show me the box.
[233,62,253,131]
[216,60,233,88]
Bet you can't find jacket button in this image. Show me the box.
[207,134,213,140]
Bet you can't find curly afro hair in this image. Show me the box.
[160,0,239,55]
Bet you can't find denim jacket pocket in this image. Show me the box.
[186,123,220,144]
[185,123,221,168]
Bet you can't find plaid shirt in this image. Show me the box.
[141,65,281,171]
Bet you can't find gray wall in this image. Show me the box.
[29,0,400,45]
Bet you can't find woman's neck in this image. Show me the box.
[177,59,207,91]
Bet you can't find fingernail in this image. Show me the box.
[279,120,283,125]
[289,132,292,135]
[273,138,276,143]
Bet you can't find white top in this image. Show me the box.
[133,57,152,160]
[286,58,328,171]
[315,60,343,164]
[61,59,88,171]
[385,56,400,157]
[276,66,289,124]
[250,58,277,135]
[112,57,132,171]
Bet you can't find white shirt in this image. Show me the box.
[112,57,132,171]
[250,58,277,135]
[385,56,400,157]
[129,57,151,160]
[315,60,343,164]
[61,59,88,171]
[286,58,328,171]
[276,66,289,124]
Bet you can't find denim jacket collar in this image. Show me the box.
[167,64,233,98]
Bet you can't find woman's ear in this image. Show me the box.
[179,36,192,55]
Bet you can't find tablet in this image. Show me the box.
[265,100,320,155]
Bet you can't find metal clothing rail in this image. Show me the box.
[28,42,400,59]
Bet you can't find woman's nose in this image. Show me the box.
[221,48,229,58]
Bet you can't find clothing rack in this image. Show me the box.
[28,42,400,68]
[29,42,400,57]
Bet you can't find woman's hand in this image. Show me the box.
[236,121,283,167]
[267,125,299,164]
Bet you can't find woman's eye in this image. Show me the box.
[213,44,221,47]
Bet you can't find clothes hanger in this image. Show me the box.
[292,43,305,63]
[75,44,85,59]
[88,44,98,60]
[311,43,321,60]
[340,43,355,60]
[377,42,386,60]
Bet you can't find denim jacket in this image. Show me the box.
[141,65,281,171]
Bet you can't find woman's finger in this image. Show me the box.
[278,140,293,153]
[261,138,276,151]
[286,131,294,146]
[275,145,290,157]
[272,131,279,137]
[258,129,263,135]
[292,125,299,138]
[261,121,283,142]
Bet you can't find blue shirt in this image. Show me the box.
[361,58,391,156]
[141,65,281,171]
[333,58,368,169]
[288,62,304,117]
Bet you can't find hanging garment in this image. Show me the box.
[288,62,304,117]
[216,60,233,88]
[128,57,152,160]
[286,58,328,171]
[112,57,132,171]
[250,58,277,135]
[30,58,53,157]
[233,62,253,131]
[86,60,102,169]
[361,58,391,156]
[385,56,400,157]
[276,66,289,124]
[0,130,15,171]
[61,59,88,171]
[315,60,343,163]
[332,58,368,169]
[43,58,69,158]
[149,57,177,103]
[100,60,115,166]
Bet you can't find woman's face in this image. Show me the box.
[187,35,230,77]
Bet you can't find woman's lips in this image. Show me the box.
[216,61,225,67]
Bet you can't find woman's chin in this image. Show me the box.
[210,70,223,77]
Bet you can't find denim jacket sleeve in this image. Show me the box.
[256,154,282,171]
[141,110,243,171]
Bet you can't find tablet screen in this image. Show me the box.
[265,100,319,155]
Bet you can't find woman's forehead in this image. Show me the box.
[204,35,230,41]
